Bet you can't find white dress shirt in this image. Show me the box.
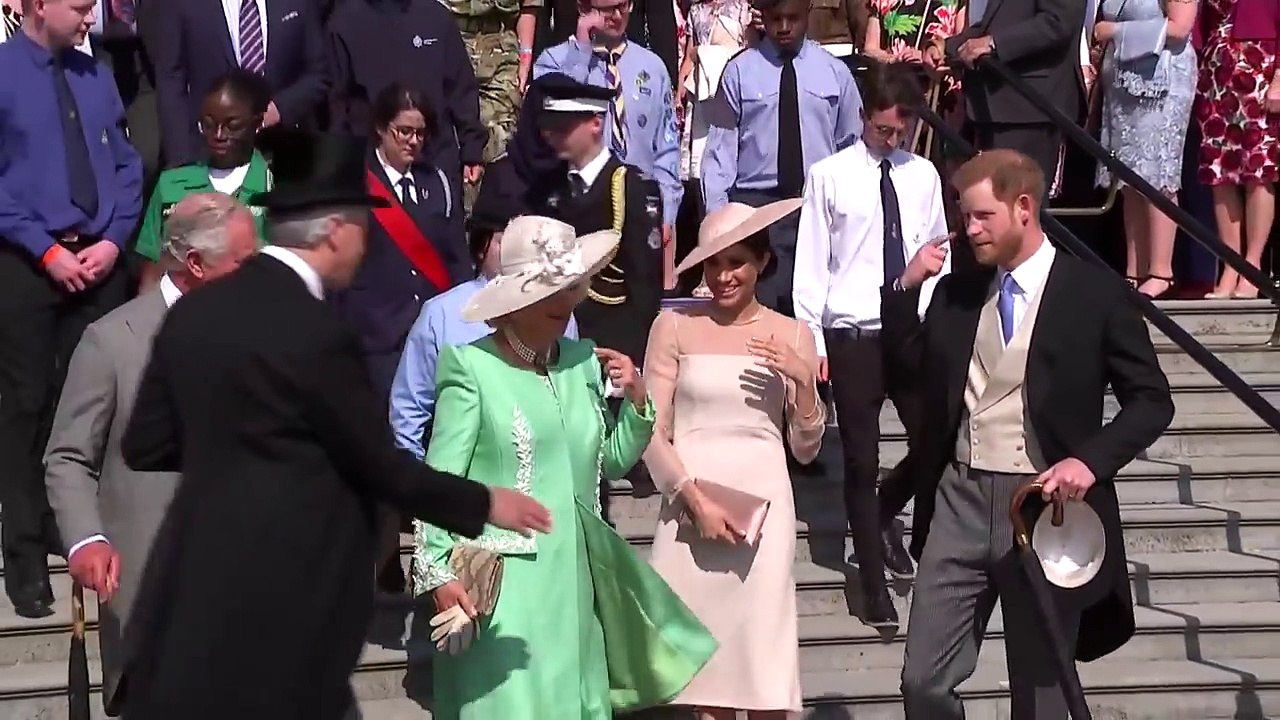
[570,145,612,193]
[221,0,269,66]
[262,245,325,300]
[793,139,951,357]
[997,234,1057,343]
[377,149,417,204]
[67,274,185,560]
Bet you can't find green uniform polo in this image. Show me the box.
[134,150,271,261]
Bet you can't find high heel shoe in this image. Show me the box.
[1138,275,1175,299]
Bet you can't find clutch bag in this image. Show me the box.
[449,544,505,616]
[679,480,771,545]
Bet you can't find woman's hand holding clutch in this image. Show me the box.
[681,482,747,545]
[430,581,479,655]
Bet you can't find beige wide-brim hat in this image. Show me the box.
[461,215,620,323]
[674,198,802,275]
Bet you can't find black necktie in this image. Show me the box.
[776,51,804,198]
[881,160,905,285]
[53,54,99,220]
[570,173,587,199]
[398,176,416,204]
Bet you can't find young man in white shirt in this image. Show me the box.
[793,62,951,628]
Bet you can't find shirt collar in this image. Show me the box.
[376,149,413,188]
[1000,234,1056,298]
[158,274,183,308]
[261,246,325,300]
[570,146,612,191]
[761,36,809,62]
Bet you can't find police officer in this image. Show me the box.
[134,70,272,290]
[532,73,663,517]
[0,0,143,619]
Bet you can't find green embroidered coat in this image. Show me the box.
[414,336,715,719]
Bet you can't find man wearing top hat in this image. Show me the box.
[115,132,552,720]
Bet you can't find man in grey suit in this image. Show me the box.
[43,192,259,713]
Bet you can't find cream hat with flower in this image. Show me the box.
[461,216,620,323]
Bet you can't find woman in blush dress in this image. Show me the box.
[1093,0,1199,298]
[644,200,825,719]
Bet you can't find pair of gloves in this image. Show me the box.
[429,605,479,655]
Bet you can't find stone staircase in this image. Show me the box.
[1,299,1278,719]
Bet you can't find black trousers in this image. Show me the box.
[825,327,926,592]
[0,244,128,598]
[969,122,1062,192]
[728,187,801,317]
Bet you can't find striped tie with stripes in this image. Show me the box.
[238,0,266,74]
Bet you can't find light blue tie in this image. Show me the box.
[998,273,1018,345]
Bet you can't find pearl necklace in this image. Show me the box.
[503,326,554,367]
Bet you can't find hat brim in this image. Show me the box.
[675,198,802,275]
[461,229,621,323]
[249,186,391,212]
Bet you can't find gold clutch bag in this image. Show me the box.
[449,544,505,616]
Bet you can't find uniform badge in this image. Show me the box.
[647,226,662,250]
[637,114,648,128]
[546,193,561,209]
[636,70,650,85]
[413,35,424,47]
[644,195,661,222]
[100,129,109,145]
[638,85,651,96]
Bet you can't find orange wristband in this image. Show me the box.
[41,244,65,268]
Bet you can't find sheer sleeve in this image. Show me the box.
[785,320,825,464]
[641,311,694,498]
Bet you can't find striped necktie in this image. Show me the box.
[238,0,266,74]
[597,43,627,158]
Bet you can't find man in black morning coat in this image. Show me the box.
[115,133,550,720]
[883,150,1172,717]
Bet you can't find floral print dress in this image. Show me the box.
[1195,0,1280,186]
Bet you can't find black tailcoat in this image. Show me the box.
[882,251,1174,662]
[540,155,663,367]
[116,254,491,719]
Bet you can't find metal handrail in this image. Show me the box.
[907,99,1280,434]
[982,57,1280,309]
[1048,176,1121,217]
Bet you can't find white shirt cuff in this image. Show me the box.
[68,535,109,560]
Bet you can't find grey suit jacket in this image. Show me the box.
[44,287,180,709]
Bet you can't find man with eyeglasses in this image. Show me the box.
[533,0,681,289]
[701,0,861,317]
[793,61,950,629]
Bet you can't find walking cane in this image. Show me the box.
[1009,483,1094,720]
[69,581,91,720]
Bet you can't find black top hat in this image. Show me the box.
[251,131,390,213]
[532,73,615,114]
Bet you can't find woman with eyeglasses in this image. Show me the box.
[134,70,272,290]
[331,82,469,595]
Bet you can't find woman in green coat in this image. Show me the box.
[135,70,272,289]
[415,216,716,720]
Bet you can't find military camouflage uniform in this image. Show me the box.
[451,0,539,165]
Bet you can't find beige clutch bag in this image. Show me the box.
[450,544,504,616]
[679,480,771,545]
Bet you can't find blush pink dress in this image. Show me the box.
[642,307,825,713]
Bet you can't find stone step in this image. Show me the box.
[614,501,1280,559]
[1149,298,1276,339]
[1155,341,1279,377]
[9,637,1278,719]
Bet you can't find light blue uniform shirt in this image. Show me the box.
[534,37,683,226]
[701,38,863,211]
[389,277,581,460]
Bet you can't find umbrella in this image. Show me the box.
[1009,482,1094,720]
[69,581,91,720]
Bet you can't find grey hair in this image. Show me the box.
[161,192,247,270]
[267,206,366,250]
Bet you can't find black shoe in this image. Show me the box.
[10,580,54,619]
[881,522,915,580]
[864,589,899,629]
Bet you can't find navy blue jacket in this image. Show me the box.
[331,153,467,391]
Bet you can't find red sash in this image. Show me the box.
[366,170,452,291]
